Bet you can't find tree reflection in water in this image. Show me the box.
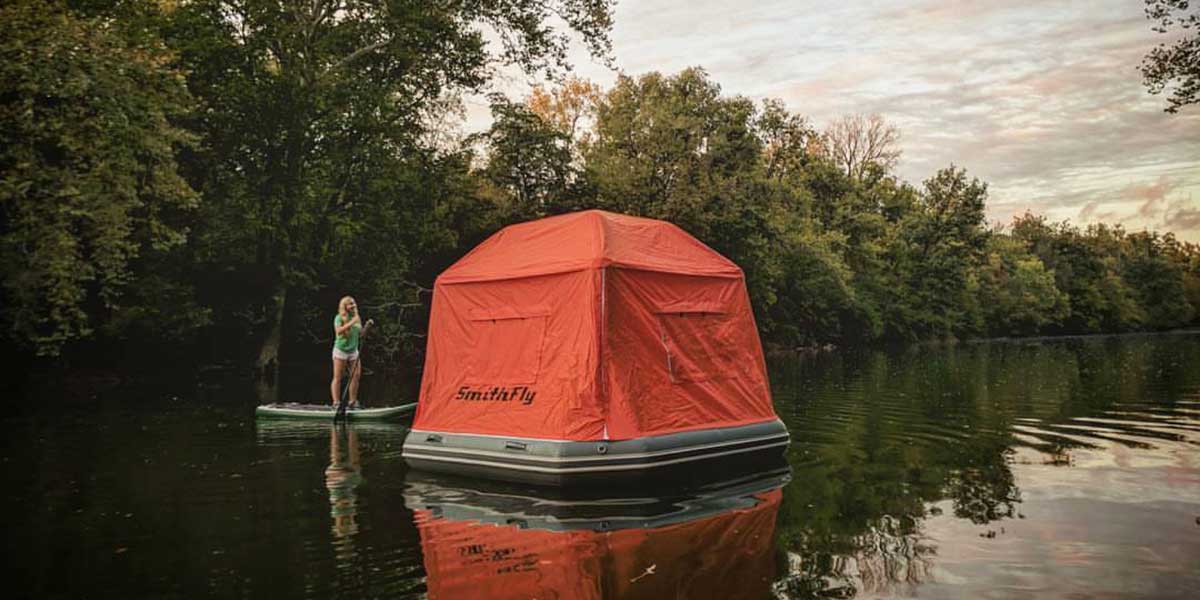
[764,339,1191,598]
[775,515,936,599]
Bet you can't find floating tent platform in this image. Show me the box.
[402,210,789,486]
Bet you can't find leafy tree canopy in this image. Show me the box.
[1141,0,1200,113]
[0,1,204,356]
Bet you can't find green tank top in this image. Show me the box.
[334,314,361,352]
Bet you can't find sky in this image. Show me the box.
[465,0,1200,242]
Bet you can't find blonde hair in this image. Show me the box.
[338,296,356,318]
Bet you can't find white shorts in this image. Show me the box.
[332,348,359,361]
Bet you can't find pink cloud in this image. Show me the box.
[1163,195,1200,236]
[1121,175,1178,220]
[1078,201,1099,221]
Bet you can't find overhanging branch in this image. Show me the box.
[318,39,391,83]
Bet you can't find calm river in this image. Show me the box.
[4,333,1199,598]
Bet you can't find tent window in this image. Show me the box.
[656,311,734,383]
[465,309,548,384]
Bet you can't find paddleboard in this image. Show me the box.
[256,402,417,421]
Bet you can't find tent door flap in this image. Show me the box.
[652,302,733,383]
[464,306,550,384]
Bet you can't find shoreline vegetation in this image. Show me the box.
[2,1,1198,378]
[769,327,1200,357]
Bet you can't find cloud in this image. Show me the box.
[1122,175,1177,218]
[1160,193,1200,233]
[1124,176,1177,203]
[1164,205,1200,233]
[726,0,1200,240]
[469,0,1200,241]
[1078,201,1099,221]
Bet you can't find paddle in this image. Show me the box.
[335,318,373,423]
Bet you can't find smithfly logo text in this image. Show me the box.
[455,385,536,405]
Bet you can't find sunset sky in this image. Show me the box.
[468,0,1200,241]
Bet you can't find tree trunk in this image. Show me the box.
[256,282,287,377]
[254,373,279,405]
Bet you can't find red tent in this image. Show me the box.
[413,210,776,442]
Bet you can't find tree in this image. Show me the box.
[1162,238,1200,324]
[586,68,764,222]
[1120,231,1194,328]
[475,99,577,219]
[1011,215,1145,333]
[973,235,1068,336]
[158,0,615,372]
[584,68,783,312]
[1141,0,1200,113]
[822,114,901,180]
[883,167,988,339]
[755,98,821,181]
[766,225,867,348]
[771,149,918,344]
[527,76,603,149]
[0,1,205,356]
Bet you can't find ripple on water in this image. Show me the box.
[4,334,1200,599]
[769,334,1200,599]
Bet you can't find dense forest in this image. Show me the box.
[2,1,1198,374]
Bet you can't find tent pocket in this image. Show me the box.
[465,307,549,384]
[654,302,734,383]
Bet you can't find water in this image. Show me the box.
[3,334,1199,598]
[771,334,1200,599]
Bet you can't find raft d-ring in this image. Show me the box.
[596,443,608,455]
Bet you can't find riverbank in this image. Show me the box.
[767,326,1200,357]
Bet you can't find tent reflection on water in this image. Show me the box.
[405,465,788,599]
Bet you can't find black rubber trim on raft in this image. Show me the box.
[403,432,790,471]
[403,441,789,474]
[403,435,789,474]
[401,419,791,486]
[406,419,787,455]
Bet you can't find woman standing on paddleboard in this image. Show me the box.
[331,296,371,408]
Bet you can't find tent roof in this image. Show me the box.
[439,210,741,284]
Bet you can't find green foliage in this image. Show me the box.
[1012,215,1150,333]
[1167,239,1200,325]
[585,68,763,222]
[582,68,784,314]
[756,98,820,181]
[877,167,989,340]
[3,0,1198,370]
[768,335,1200,596]
[475,99,577,220]
[766,225,866,347]
[1120,231,1194,329]
[974,235,1069,336]
[158,0,616,367]
[1141,0,1199,113]
[467,68,1200,351]
[0,1,205,356]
